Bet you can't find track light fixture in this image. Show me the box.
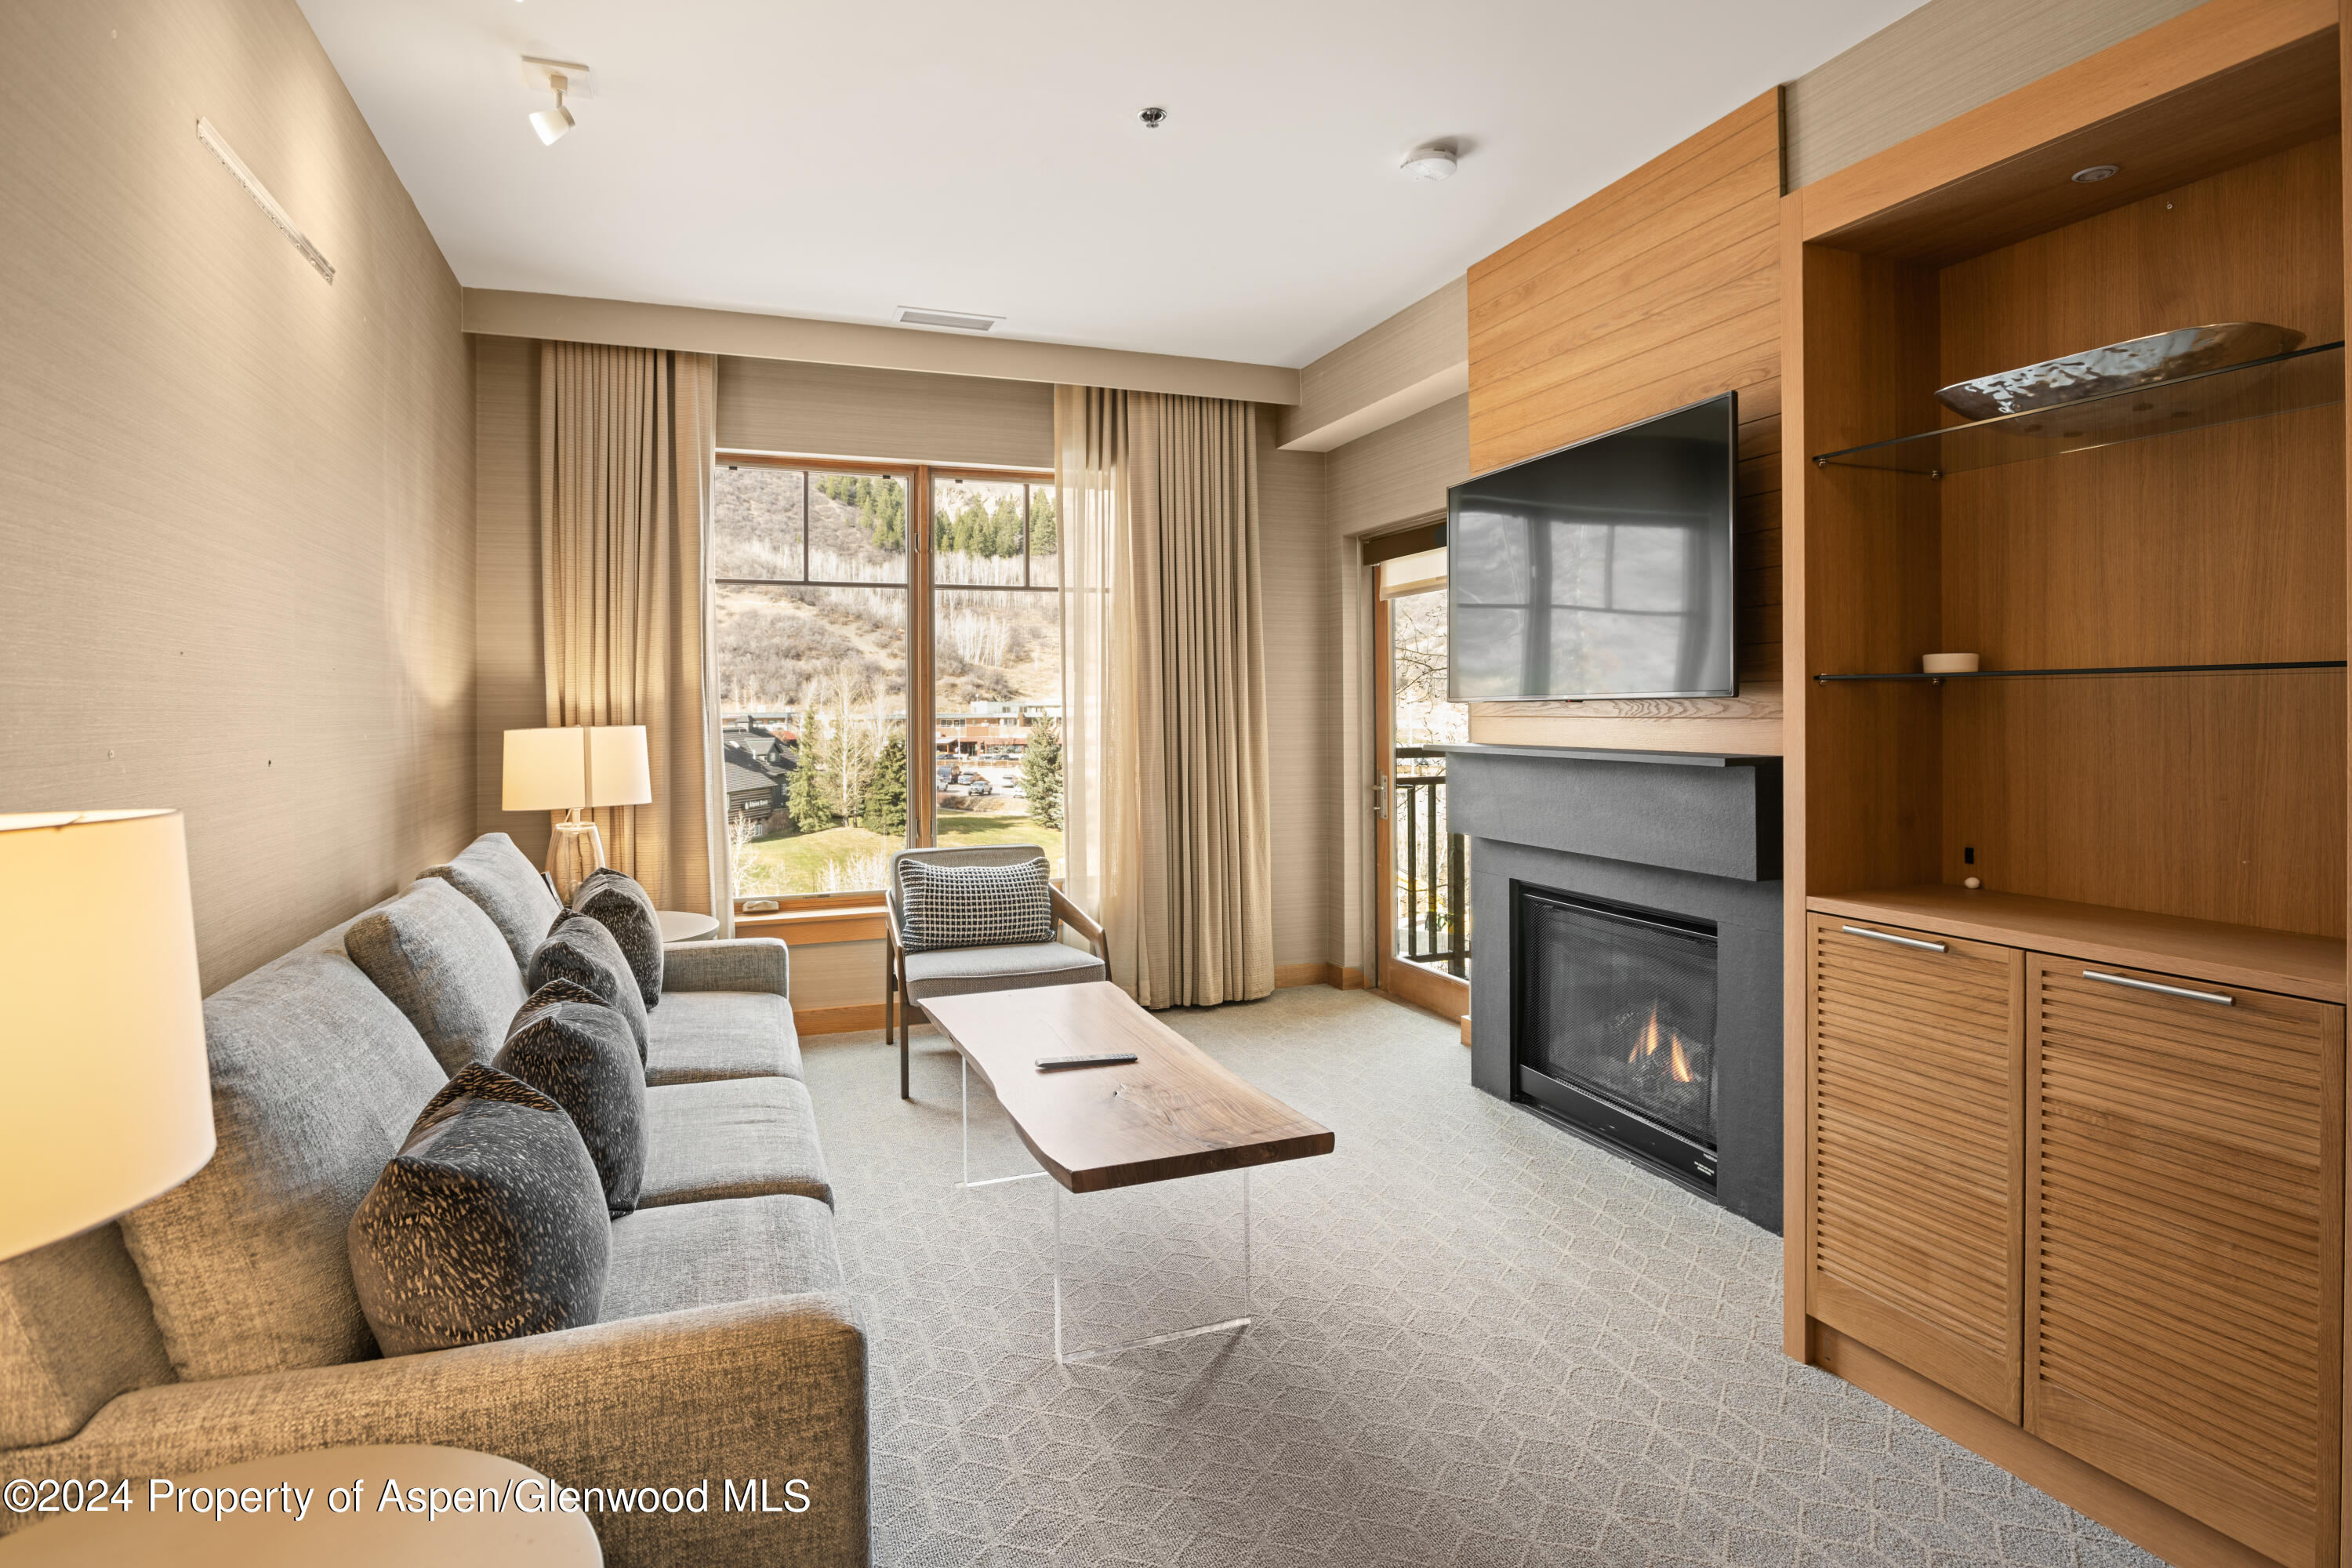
[521,56,589,146]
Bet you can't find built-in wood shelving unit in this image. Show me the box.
[1816,659,2347,682]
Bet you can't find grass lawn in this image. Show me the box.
[737,809,1063,896]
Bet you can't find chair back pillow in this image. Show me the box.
[495,982,646,1216]
[527,911,650,1061]
[898,857,1053,953]
[572,866,663,1008]
[347,878,529,1073]
[348,1065,609,1357]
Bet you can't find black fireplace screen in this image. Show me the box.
[1517,889,1719,1151]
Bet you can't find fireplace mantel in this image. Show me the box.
[1443,744,1780,882]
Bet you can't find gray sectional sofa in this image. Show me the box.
[0,833,867,1567]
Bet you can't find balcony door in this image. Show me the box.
[1374,548,1470,1020]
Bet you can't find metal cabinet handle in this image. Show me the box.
[2082,970,2233,1006]
[1841,924,1946,953]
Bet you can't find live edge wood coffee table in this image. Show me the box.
[919,981,1334,1363]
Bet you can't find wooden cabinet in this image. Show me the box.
[1806,914,2023,1419]
[2024,956,2342,1568]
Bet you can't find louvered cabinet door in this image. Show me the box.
[2026,956,2343,1568]
[1807,915,2024,1420]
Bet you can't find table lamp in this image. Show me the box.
[0,811,216,1261]
[502,725,652,902]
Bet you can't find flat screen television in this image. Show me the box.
[1447,392,1737,701]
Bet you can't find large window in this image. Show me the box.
[713,456,1060,903]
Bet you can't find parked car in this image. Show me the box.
[963,776,993,797]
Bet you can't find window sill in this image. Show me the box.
[735,902,887,946]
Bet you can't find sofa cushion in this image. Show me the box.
[117,931,451,1382]
[420,832,561,973]
[571,866,663,1008]
[347,878,530,1073]
[645,989,803,1085]
[897,856,1051,953]
[640,1078,832,1209]
[349,1065,611,1357]
[528,911,650,1062]
[495,982,647,1217]
[601,1195,841,1323]
[0,1224,176,1450]
[902,940,1105,1001]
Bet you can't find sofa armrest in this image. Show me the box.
[2,1293,866,1568]
[663,937,789,999]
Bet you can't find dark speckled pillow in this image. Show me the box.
[572,867,663,1009]
[526,911,649,1062]
[347,1065,609,1358]
[495,982,646,1217]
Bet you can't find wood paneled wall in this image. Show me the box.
[0,0,475,992]
[1465,89,1786,752]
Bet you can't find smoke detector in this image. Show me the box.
[1400,144,1458,181]
[896,307,1003,332]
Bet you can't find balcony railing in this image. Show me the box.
[1393,746,1468,977]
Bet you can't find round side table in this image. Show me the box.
[0,1444,601,1566]
[657,909,720,944]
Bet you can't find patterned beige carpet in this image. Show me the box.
[800,985,2161,1568]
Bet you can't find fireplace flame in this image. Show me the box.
[1628,1004,1662,1064]
[1669,1031,1695,1084]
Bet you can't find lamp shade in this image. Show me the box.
[0,811,214,1261]
[503,728,587,812]
[585,724,652,808]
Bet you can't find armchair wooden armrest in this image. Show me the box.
[1050,886,1108,967]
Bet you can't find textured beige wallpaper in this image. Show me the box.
[0,0,474,993]
[1257,405,1337,971]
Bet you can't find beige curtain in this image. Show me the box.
[1056,386,1273,1008]
[539,342,728,927]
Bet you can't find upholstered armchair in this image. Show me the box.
[884,844,1108,1099]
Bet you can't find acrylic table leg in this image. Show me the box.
[1052,1166,1255,1366]
[956,1052,1047,1191]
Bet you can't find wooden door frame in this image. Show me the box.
[1372,562,1471,1024]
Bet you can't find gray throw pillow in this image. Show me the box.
[898,858,1053,952]
[572,867,663,1008]
[527,911,650,1062]
[495,982,646,1217]
[346,878,529,1073]
[347,1065,609,1358]
[421,833,563,973]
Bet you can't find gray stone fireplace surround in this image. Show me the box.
[1446,745,1784,1233]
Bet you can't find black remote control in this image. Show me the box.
[1034,1052,1138,1071]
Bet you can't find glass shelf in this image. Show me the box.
[1816,659,2346,683]
[1811,342,2344,475]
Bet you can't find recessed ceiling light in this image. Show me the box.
[897,307,1002,332]
[2072,163,2120,183]
[1400,144,1457,181]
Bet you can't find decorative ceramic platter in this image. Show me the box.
[1935,323,2305,423]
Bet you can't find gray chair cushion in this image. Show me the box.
[896,856,1051,953]
[644,989,802,1085]
[347,878,531,1073]
[495,982,647,1217]
[117,929,451,1382]
[903,940,1105,1001]
[348,1065,611,1358]
[528,911,650,1061]
[420,832,561,972]
[571,866,663,1008]
[0,1225,175,1450]
[640,1078,833,1209]
[601,1195,842,1323]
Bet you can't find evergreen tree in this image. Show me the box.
[786,711,834,833]
[1022,715,1064,830]
[989,493,1023,557]
[861,733,909,836]
[1029,489,1058,557]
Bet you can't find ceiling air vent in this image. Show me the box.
[896,306,1002,332]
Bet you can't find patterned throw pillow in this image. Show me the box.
[527,911,650,1062]
[572,866,663,1009]
[495,981,647,1217]
[898,858,1053,953]
[347,1065,609,1357]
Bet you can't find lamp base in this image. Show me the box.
[548,820,607,906]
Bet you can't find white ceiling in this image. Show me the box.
[299,0,1922,369]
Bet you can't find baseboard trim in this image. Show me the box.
[1810,1326,2283,1568]
[794,1002,888,1036]
[1273,964,1368,990]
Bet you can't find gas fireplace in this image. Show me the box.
[1512,884,1720,1191]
